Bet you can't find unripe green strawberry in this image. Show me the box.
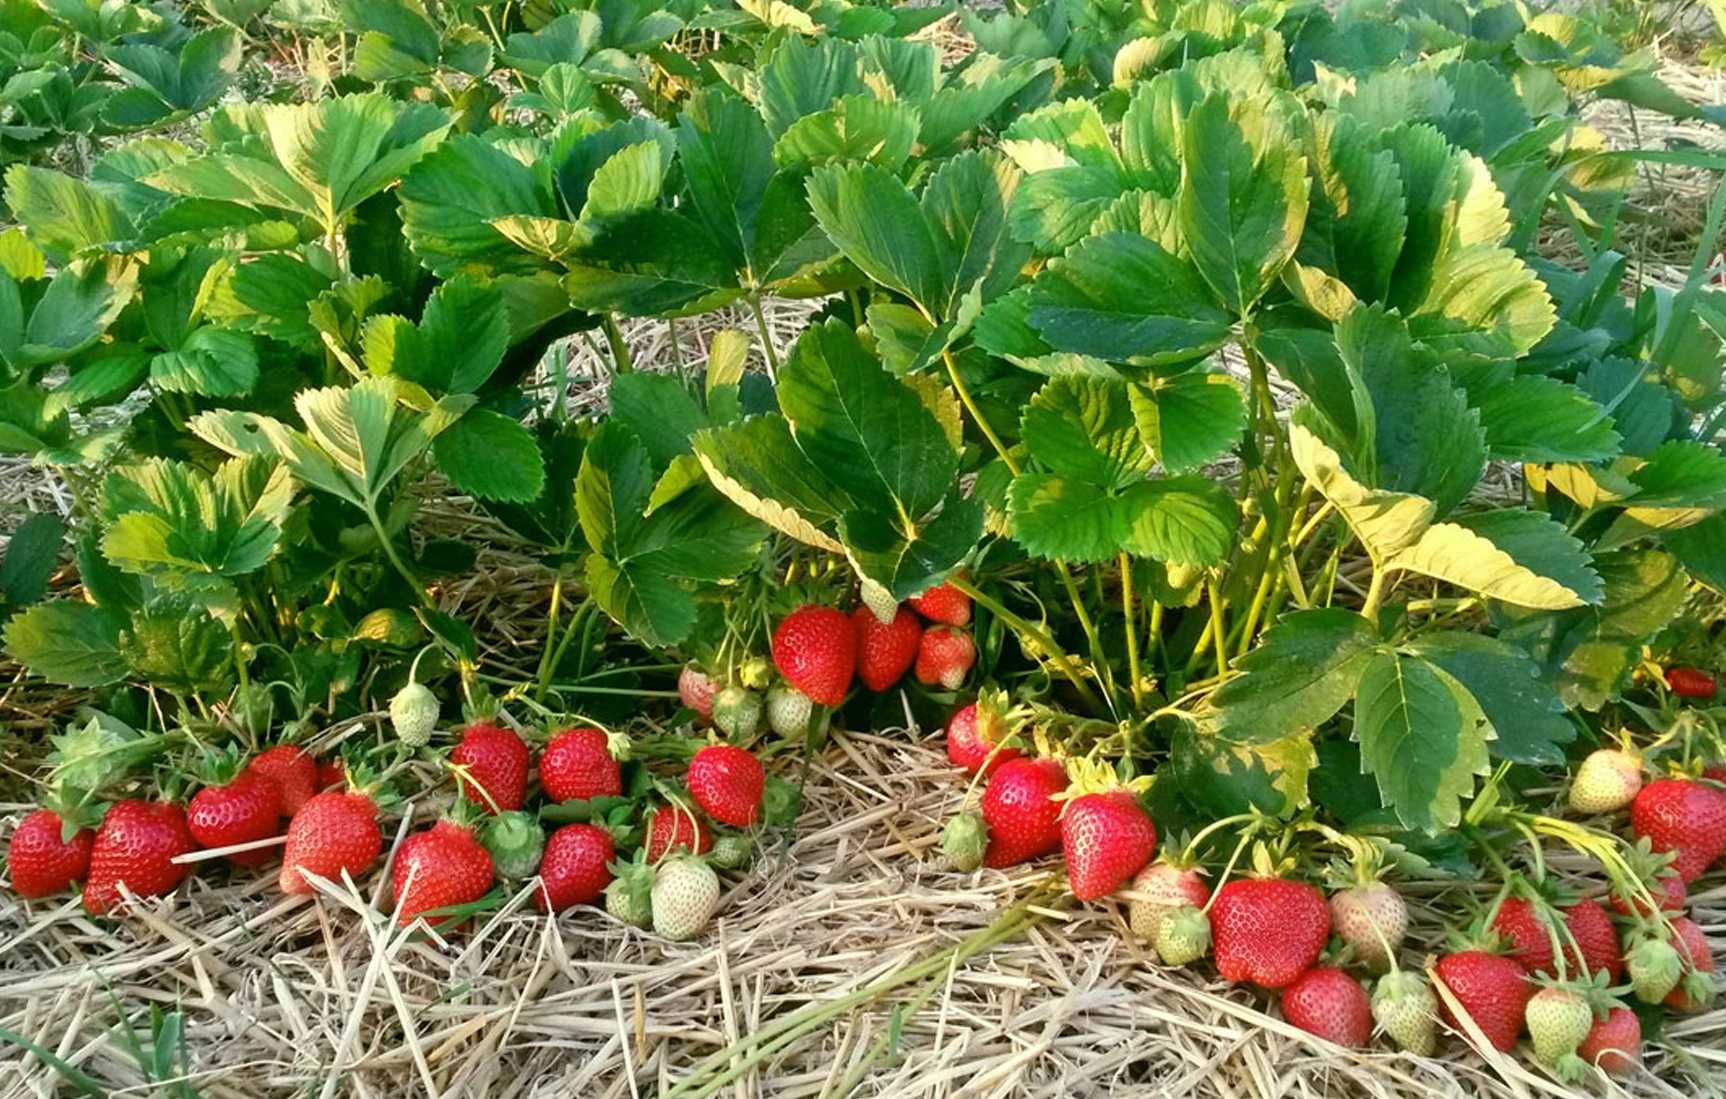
[606,856,654,928]
[709,833,753,871]
[942,811,988,872]
[1569,749,1641,814]
[1371,970,1438,1056]
[1526,986,1593,1081]
[1155,904,1211,966]
[712,686,763,738]
[738,656,773,690]
[389,682,439,747]
[766,684,814,738]
[652,856,721,941]
[1628,934,1682,1004]
[481,811,544,880]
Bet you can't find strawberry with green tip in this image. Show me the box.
[1127,855,1209,943]
[678,666,716,723]
[280,788,383,896]
[852,605,921,691]
[1371,970,1438,1055]
[7,805,95,899]
[1154,904,1211,966]
[980,757,1067,868]
[712,686,763,738]
[451,721,531,813]
[1569,748,1641,814]
[540,726,621,804]
[389,681,439,747]
[652,855,720,940]
[1208,851,1331,989]
[1526,984,1594,1081]
[480,811,544,880]
[915,626,974,690]
[765,684,814,738]
[909,576,971,626]
[1057,762,1155,901]
[1282,967,1372,1048]
[537,823,613,912]
[83,800,197,914]
[1434,948,1530,1052]
[771,605,855,707]
[1329,880,1407,975]
[1578,1005,1640,1076]
[392,818,494,926]
[687,744,765,828]
[606,853,654,927]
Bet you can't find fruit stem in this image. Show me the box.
[944,575,1104,713]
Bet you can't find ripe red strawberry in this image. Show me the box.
[1630,777,1726,882]
[1060,790,1156,901]
[83,801,196,914]
[1329,882,1407,974]
[1612,839,1687,917]
[451,722,530,813]
[1666,665,1718,699]
[1434,950,1530,1052]
[247,746,316,815]
[315,757,345,791]
[279,791,382,895]
[1578,1005,1640,1076]
[537,823,613,912]
[539,726,621,804]
[392,820,495,926]
[7,808,94,899]
[679,665,716,722]
[946,700,1019,776]
[1492,897,1620,980]
[687,745,765,828]
[1569,748,1642,814]
[1281,966,1372,1047]
[771,605,856,707]
[644,804,712,863]
[981,757,1067,868]
[187,770,282,868]
[1563,898,1624,982]
[909,576,971,626]
[1666,915,1715,1011]
[1127,859,1209,942]
[1614,871,1686,917]
[1209,877,1331,989]
[851,605,921,691]
[915,626,975,690]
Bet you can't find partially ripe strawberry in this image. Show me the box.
[451,722,531,813]
[1329,882,1407,974]
[687,745,765,828]
[980,757,1067,868]
[679,666,716,722]
[652,855,721,940]
[537,823,613,912]
[915,627,975,690]
[1372,970,1438,1055]
[1282,967,1372,1048]
[1060,790,1156,901]
[1434,950,1530,1052]
[392,819,494,926]
[909,576,971,626]
[7,808,94,899]
[1569,748,1642,814]
[1127,859,1209,942]
[247,746,316,815]
[771,605,856,707]
[83,800,196,914]
[1578,1005,1640,1075]
[1209,877,1330,989]
[1665,915,1715,1011]
[187,770,282,868]
[1526,986,1593,1080]
[852,605,921,691]
[946,701,1019,776]
[1666,665,1718,699]
[644,804,712,863]
[279,791,382,896]
[540,726,621,804]
[1631,777,1726,882]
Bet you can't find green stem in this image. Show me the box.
[748,294,781,380]
[531,572,566,702]
[364,503,429,607]
[946,575,1104,713]
[1056,563,1112,709]
[602,315,633,374]
[537,598,592,704]
[1205,577,1229,678]
[1120,553,1144,710]
[1360,559,1388,623]
[941,349,1017,475]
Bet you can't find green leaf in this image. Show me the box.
[117,599,233,693]
[1177,93,1309,315]
[1026,232,1231,366]
[4,601,126,686]
[1409,631,1574,766]
[840,488,983,601]
[101,456,292,580]
[1,165,132,261]
[0,512,65,608]
[1171,720,1316,819]
[1665,512,1726,594]
[1129,371,1247,473]
[1006,473,1130,563]
[773,95,919,173]
[757,36,864,138]
[1209,608,1383,745]
[807,161,945,316]
[7,261,138,371]
[1116,476,1238,566]
[692,415,847,553]
[1354,650,1491,833]
[431,409,546,502]
[150,328,259,398]
[1389,509,1602,609]
[1020,376,1146,488]
[608,371,706,471]
[1473,375,1619,463]
[399,134,560,277]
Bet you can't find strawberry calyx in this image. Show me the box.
[1050,756,1152,812]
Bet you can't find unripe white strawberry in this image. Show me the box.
[1371,970,1437,1055]
[712,686,763,738]
[1127,861,1209,942]
[652,856,721,940]
[1329,882,1408,974]
[942,811,987,871]
[389,682,439,746]
[766,684,814,738]
[1526,986,1593,1081]
[1628,935,1682,1003]
[1569,749,1642,814]
[1154,904,1211,966]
